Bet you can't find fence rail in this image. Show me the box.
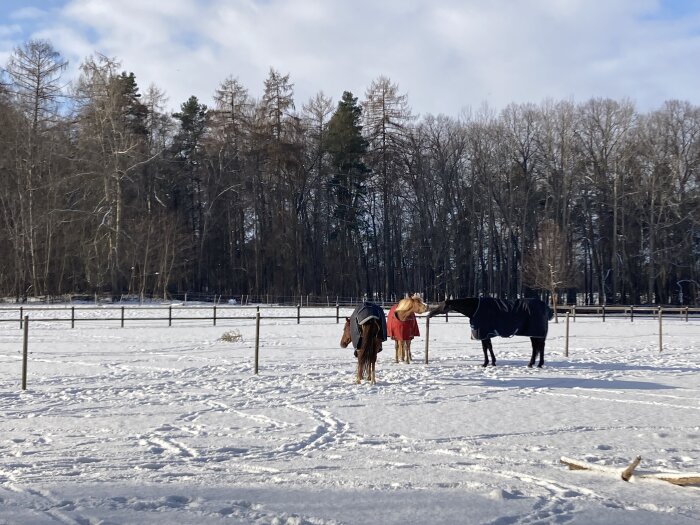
[0,304,698,330]
[557,304,699,322]
[0,304,351,328]
[9,304,698,389]
[1,304,699,329]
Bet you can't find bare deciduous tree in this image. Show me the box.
[523,220,576,321]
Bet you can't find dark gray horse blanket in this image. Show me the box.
[470,298,551,340]
[349,302,387,349]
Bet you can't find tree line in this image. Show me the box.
[1,40,698,304]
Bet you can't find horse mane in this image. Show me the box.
[395,293,426,316]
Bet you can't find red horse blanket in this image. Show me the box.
[387,304,420,340]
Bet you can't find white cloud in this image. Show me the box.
[9,7,47,20]
[3,0,700,115]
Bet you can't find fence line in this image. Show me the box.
[2,304,698,329]
[15,305,697,388]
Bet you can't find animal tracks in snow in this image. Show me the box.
[1,313,699,524]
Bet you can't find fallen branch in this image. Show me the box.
[621,455,641,481]
[560,456,700,486]
[639,473,700,487]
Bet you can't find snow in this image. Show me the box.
[1,305,699,524]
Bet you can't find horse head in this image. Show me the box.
[409,293,428,314]
[340,317,352,348]
[395,293,428,321]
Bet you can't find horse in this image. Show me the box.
[427,297,553,368]
[340,302,387,384]
[387,293,428,363]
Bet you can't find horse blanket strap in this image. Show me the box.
[387,304,420,340]
[349,302,387,349]
[470,298,549,340]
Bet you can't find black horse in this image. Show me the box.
[427,298,553,367]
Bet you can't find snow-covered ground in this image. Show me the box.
[1,305,699,524]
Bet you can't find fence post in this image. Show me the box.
[19,307,23,329]
[686,307,689,322]
[659,306,663,352]
[445,310,449,323]
[573,305,576,323]
[169,305,172,326]
[424,316,430,364]
[121,306,125,328]
[336,304,340,324]
[565,312,570,357]
[71,306,75,328]
[213,304,217,326]
[254,311,261,375]
[630,305,634,323]
[21,316,28,390]
[297,304,301,324]
[602,305,606,322]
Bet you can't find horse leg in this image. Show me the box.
[528,338,545,368]
[372,341,379,384]
[394,340,400,363]
[481,339,495,366]
[404,340,411,364]
[356,352,363,383]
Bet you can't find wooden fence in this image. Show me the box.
[1,304,699,329]
[7,304,698,389]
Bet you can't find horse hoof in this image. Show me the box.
[537,364,544,368]
[527,364,533,368]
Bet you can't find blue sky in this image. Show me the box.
[2,0,700,115]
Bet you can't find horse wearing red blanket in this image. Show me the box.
[387,294,427,364]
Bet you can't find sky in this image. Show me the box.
[1,0,700,116]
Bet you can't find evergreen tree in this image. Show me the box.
[172,96,210,290]
[326,91,371,294]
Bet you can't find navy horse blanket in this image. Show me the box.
[470,298,551,340]
[349,302,387,349]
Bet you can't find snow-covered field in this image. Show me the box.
[1,305,699,525]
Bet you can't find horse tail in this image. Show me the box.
[359,320,380,380]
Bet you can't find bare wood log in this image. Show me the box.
[621,455,641,481]
[560,457,621,475]
[561,456,700,486]
[639,474,700,486]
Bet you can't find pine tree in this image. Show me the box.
[326,91,371,294]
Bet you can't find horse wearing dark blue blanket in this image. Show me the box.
[340,302,387,384]
[427,298,553,367]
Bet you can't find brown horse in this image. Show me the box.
[341,316,382,384]
[387,293,428,363]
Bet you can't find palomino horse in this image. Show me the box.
[427,298,553,367]
[340,302,387,384]
[387,293,428,363]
